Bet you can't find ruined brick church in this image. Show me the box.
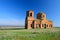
[25,10,53,29]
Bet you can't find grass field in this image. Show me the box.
[0,28,60,40]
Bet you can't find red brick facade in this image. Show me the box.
[25,10,53,29]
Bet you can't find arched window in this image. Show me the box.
[47,25,48,27]
[30,13,32,16]
[49,24,52,27]
[51,25,52,27]
[42,24,44,27]
[31,24,32,27]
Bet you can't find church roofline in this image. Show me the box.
[37,12,46,15]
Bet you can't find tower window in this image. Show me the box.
[30,13,32,16]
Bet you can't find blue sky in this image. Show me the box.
[0,0,60,27]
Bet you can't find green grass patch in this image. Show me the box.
[0,28,60,40]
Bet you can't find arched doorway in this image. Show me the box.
[43,24,46,28]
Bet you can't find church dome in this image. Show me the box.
[37,12,46,20]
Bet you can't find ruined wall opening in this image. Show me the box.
[36,24,40,28]
[47,25,48,27]
[30,13,32,17]
[43,24,46,28]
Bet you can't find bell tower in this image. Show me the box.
[25,10,34,29]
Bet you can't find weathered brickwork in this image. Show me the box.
[25,10,53,29]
